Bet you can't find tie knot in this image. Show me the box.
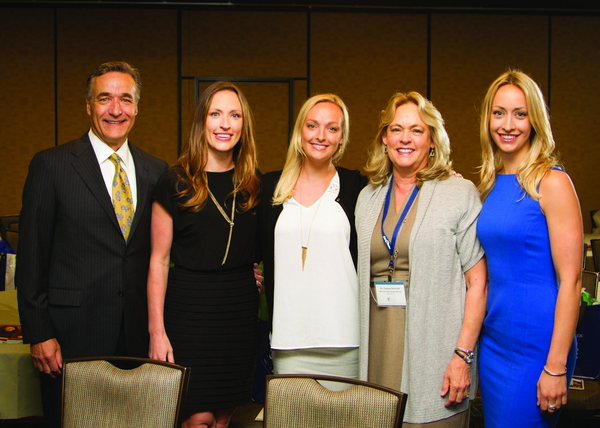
[109,153,122,167]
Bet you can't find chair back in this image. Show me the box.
[591,239,600,272]
[263,374,407,428]
[61,356,190,428]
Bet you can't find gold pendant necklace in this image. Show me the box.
[208,187,236,265]
[299,196,323,271]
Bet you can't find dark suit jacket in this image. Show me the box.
[16,133,168,359]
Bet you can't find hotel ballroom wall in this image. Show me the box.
[1,6,598,232]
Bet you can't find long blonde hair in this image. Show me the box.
[364,91,452,186]
[272,93,350,205]
[175,81,260,212]
[478,69,561,200]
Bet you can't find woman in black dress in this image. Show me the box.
[147,81,261,428]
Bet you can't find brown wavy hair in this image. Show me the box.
[175,81,260,212]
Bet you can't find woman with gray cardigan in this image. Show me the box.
[356,92,487,427]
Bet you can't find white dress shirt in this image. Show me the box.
[88,130,138,211]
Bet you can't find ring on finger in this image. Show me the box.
[548,404,557,411]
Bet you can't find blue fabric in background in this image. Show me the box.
[575,304,600,379]
[1,238,15,291]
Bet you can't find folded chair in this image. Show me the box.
[61,356,190,428]
[263,374,407,428]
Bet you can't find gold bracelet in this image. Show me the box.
[543,365,567,377]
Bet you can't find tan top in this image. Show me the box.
[368,190,418,390]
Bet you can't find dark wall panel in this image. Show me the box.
[55,8,178,165]
[1,5,598,231]
[552,16,600,232]
[0,8,55,215]
[181,11,306,78]
[431,13,549,183]
[181,10,307,172]
[311,12,428,170]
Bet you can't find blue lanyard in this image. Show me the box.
[381,177,419,280]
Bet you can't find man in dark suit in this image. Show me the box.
[16,61,168,427]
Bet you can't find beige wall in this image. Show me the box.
[0,6,598,232]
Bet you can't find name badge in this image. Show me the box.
[373,281,406,307]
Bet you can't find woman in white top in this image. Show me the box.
[260,94,368,384]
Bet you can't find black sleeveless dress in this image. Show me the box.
[153,167,258,410]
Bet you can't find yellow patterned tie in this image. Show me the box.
[108,153,134,240]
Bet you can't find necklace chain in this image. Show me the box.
[299,191,324,271]
[208,187,236,265]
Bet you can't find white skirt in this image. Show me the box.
[271,347,359,391]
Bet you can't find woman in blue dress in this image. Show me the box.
[477,70,583,427]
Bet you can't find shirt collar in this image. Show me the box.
[88,129,132,168]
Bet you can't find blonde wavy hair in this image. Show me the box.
[272,93,350,205]
[478,69,561,200]
[364,91,452,186]
[175,81,260,212]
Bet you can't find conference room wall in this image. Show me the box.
[0,8,55,218]
[54,8,179,163]
[0,6,598,232]
[430,13,549,184]
[551,16,600,238]
[180,10,307,173]
[310,12,428,171]
[0,7,179,217]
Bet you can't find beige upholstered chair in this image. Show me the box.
[61,356,190,428]
[263,374,407,428]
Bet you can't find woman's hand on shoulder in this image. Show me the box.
[149,332,174,363]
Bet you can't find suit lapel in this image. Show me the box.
[70,135,122,234]
[129,144,149,241]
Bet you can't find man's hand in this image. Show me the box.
[31,338,63,378]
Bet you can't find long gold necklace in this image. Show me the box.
[208,188,236,265]
[299,194,324,271]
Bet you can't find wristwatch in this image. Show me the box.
[454,347,475,365]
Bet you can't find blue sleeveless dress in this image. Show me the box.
[477,174,577,428]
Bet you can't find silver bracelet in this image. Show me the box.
[454,347,475,365]
[543,365,567,377]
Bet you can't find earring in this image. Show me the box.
[339,145,344,155]
[429,147,435,158]
[383,144,388,154]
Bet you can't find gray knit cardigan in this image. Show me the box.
[356,176,485,424]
